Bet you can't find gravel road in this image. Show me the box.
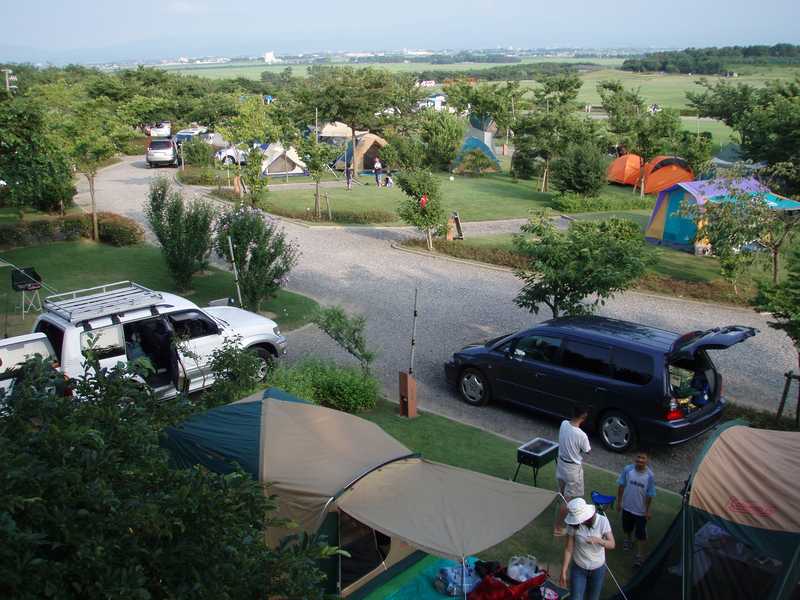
[75,156,797,491]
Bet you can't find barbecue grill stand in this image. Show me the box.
[512,438,558,488]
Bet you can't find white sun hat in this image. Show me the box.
[565,497,596,526]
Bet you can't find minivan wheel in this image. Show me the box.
[459,368,490,406]
[251,346,274,382]
[599,410,636,452]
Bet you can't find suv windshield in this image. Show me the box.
[149,141,172,150]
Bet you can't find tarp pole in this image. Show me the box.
[227,236,243,307]
[462,556,467,600]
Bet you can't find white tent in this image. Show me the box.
[259,143,308,177]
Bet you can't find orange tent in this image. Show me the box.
[641,155,693,195]
[607,153,643,186]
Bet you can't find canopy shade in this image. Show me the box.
[337,457,557,560]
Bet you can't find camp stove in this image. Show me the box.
[512,438,559,487]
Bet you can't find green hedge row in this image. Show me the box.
[552,193,655,213]
[0,212,144,248]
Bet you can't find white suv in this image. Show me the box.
[32,282,287,397]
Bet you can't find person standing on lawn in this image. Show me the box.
[345,162,353,190]
[616,451,656,567]
[559,497,615,600]
[373,157,382,187]
[554,405,591,535]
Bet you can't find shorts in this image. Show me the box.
[556,459,584,498]
[622,510,648,541]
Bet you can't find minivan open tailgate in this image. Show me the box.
[669,326,757,361]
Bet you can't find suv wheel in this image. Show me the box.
[459,368,490,406]
[223,156,235,165]
[599,410,636,452]
[251,346,273,382]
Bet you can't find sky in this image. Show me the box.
[1,0,798,63]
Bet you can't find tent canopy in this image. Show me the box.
[645,177,800,247]
[607,153,643,186]
[338,457,556,560]
[642,155,693,195]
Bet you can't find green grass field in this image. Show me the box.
[159,57,625,79]
[0,241,318,336]
[362,399,682,595]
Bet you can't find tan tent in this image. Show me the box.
[334,133,388,172]
[259,142,308,177]
[164,389,557,597]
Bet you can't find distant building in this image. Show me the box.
[418,80,437,88]
[263,51,280,64]
[418,93,448,112]
[178,57,189,64]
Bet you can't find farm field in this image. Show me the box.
[158,56,625,79]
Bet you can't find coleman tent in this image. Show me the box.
[334,133,388,172]
[645,178,800,248]
[607,422,800,600]
[607,153,643,186]
[260,142,308,177]
[163,389,556,597]
[640,156,694,195]
[452,137,501,173]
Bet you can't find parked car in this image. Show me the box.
[33,281,287,398]
[215,144,249,165]
[174,125,208,147]
[148,121,172,137]
[444,316,757,452]
[0,333,57,397]
[146,138,179,168]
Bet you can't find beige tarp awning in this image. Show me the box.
[259,399,413,543]
[337,457,557,560]
[690,425,800,533]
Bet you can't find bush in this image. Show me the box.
[269,359,380,413]
[510,140,544,180]
[312,306,375,375]
[454,149,497,176]
[260,201,397,224]
[396,170,448,250]
[550,144,607,197]
[551,193,655,213]
[0,213,140,249]
[96,212,145,246]
[177,165,220,186]
[182,137,214,166]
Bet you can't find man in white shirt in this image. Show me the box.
[560,497,615,600]
[616,451,656,567]
[555,405,591,535]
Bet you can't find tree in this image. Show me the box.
[215,206,299,312]
[299,137,340,218]
[396,170,448,251]
[550,144,607,197]
[753,247,800,410]
[381,135,425,172]
[145,177,216,291]
[513,213,651,317]
[0,355,334,600]
[69,120,117,241]
[677,131,714,176]
[419,110,466,170]
[444,80,522,132]
[312,306,376,376]
[456,149,496,176]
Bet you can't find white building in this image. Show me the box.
[263,51,280,64]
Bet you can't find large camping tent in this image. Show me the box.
[163,388,556,597]
[334,133,388,172]
[452,137,501,172]
[607,422,800,600]
[640,155,694,195]
[607,153,643,186]
[645,177,800,248]
[260,142,308,177]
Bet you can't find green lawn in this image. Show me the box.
[0,241,318,336]
[0,206,83,223]
[265,173,551,223]
[362,399,681,594]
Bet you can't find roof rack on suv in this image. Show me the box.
[43,281,164,324]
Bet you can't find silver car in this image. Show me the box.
[146,138,179,168]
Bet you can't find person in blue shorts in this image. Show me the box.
[616,451,656,567]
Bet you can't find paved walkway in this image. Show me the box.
[75,156,797,491]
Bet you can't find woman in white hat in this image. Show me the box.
[559,497,615,600]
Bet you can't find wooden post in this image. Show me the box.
[399,371,417,418]
[325,192,332,221]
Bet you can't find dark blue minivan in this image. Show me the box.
[444,316,756,452]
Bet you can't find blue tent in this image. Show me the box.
[452,137,500,171]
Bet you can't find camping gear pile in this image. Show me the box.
[606,422,800,600]
[431,557,552,599]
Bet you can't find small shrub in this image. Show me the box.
[177,165,219,186]
[260,202,396,225]
[511,141,544,180]
[25,219,57,243]
[60,215,89,241]
[550,144,607,197]
[182,138,214,166]
[312,306,375,375]
[96,212,145,246]
[0,222,30,247]
[551,193,655,213]
[269,359,379,413]
[454,149,497,176]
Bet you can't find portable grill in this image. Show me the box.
[512,437,559,487]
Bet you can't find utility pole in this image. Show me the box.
[3,69,18,94]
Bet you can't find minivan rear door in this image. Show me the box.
[668,326,757,362]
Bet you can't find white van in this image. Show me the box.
[0,333,56,396]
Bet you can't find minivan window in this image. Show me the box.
[562,340,611,377]
[149,140,172,150]
[169,311,219,340]
[613,348,654,385]
[35,321,65,362]
[81,325,126,360]
[514,335,561,364]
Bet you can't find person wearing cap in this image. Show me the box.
[554,404,591,535]
[559,497,615,600]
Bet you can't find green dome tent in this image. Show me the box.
[606,422,800,600]
[163,388,557,597]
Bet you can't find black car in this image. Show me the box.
[444,316,756,452]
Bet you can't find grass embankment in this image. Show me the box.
[0,241,318,336]
[362,399,682,594]
[0,206,84,223]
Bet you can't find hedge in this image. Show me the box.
[551,193,655,213]
[0,212,144,248]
